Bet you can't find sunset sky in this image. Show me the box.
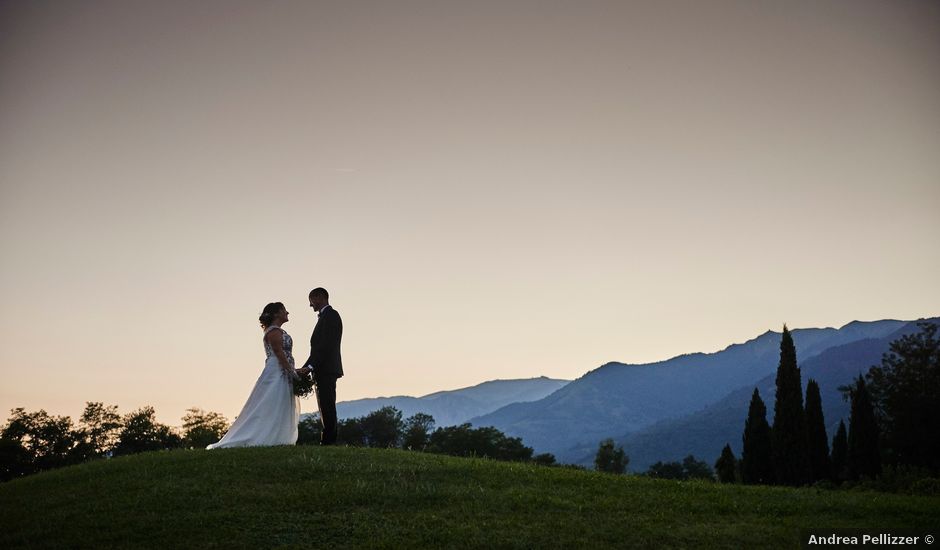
[1,0,938,425]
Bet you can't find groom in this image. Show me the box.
[302,287,344,445]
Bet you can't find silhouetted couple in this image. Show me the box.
[207,287,343,449]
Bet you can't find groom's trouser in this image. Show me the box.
[314,374,338,445]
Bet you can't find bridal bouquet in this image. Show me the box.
[292,369,315,399]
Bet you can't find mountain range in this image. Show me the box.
[468,318,937,464]
[327,376,570,427]
[576,318,939,470]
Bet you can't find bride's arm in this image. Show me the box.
[265,330,299,379]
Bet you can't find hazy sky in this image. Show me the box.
[2,0,938,425]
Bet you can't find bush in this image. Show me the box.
[812,479,837,491]
[909,478,940,496]
[647,455,715,481]
[533,453,557,466]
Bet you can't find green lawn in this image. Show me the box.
[0,446,937,549]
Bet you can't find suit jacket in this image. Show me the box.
[305,306,343,379]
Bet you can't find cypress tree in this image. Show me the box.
[804,378,830,482]
[771,325,811,486]
[714,443,738,483]
[830,419,848,482]
[741,388,774,484]
[846,375,881,480]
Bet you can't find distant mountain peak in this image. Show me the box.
[469,317,927,463]
[331,376,571,428]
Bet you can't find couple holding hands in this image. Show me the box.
[207,287,343,449]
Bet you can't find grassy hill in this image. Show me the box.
[1,446,937,549]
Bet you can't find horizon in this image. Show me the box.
[4,314,936,426]
[2,1,938,426]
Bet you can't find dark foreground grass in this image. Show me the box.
[0,446,937,549]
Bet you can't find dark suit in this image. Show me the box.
[304,305,343,444]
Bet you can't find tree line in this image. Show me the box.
[299,406,558,465]
[0,404,230,480]
[0,402,558,482]
[724,322,939,493]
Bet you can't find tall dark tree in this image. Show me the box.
[830,419,848,482]
[863,322,940,471]
[741,388,774,484]
[714,443,738,483]
[845,375,881,480]
[771,325,811,486]
[594,438,628,474]
[804,379,830,482]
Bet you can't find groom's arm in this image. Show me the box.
[302,332,317,370]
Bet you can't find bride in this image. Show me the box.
[207,302,301,449]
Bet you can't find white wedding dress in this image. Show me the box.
[207,326,299,449]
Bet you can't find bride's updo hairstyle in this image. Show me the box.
[259,302,285,329]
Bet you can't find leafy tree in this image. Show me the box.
[714,443,738,483]
[741,388,774,484]
[75,402,122,459]
[771,325,811,486]
[298,414,322,445]
[682,454,714,480]
[402,413,435,451]
[0,408,79,472]
[862,322,940,471]
[830,419,848,482]
[594,438,628,474]
[181,408,229,449]
[427,424,533,462]
[804,379,830,482]
[336,417,367,446]
[113,407,181,456]
[360,406,404,448]
[844,375,881,480]
[0,437,32,481]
